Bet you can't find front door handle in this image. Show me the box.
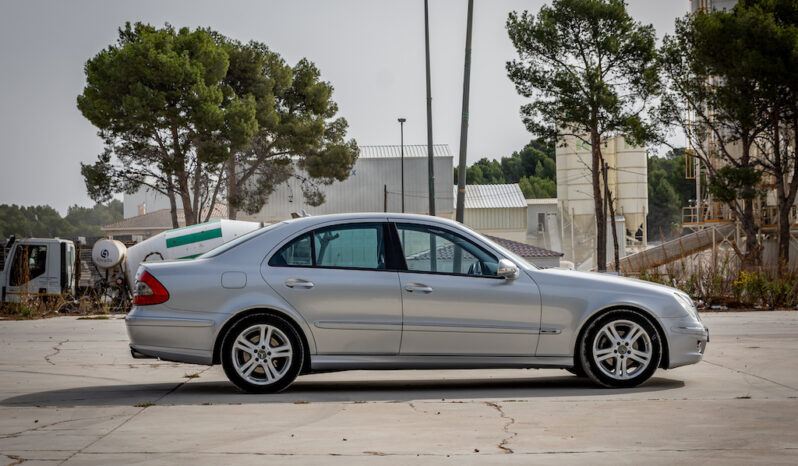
[285,278,314,289]
[404,283,433,293]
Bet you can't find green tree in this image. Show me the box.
[507,0,659,271]
[735,0,798,267]
[78,23,250,228]
[647,168,682,240]
[520,175,557,198]
[0,202,124,239]
[64,200,124,237]
[658,5,796,266]
[219,38,358,218]
[454,139,557,200]
[78,23,357,226]
[0,205,75,238]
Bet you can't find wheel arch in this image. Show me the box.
[212,307,314,374]
[572,304,670,370]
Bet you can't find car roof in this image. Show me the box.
[279,212,463,229]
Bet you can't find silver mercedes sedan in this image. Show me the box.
[126,213,708,393]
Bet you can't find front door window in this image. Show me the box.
[396,223,498,277]
[10,245,48,286]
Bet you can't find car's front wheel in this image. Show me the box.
[221,314,304,393]
[579,310,661,388]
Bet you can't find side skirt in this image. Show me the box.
[310,354,574,371]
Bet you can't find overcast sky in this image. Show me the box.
[0,0,687,214]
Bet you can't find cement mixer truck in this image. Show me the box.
[1,219,263,308]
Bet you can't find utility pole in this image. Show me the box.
[398,118,406,213]
[455,0,474,223]
[424,0,436,217]
[602,161,609,272]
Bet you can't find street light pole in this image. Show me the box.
[398,117,406,213]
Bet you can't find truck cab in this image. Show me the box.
[1,238,76,303]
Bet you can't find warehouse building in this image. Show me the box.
[457,184,528,242]
[243,144,454,222]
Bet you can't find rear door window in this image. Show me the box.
[268,223,387,271]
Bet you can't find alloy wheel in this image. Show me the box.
[231,324,293,385]
[591,319,653,381]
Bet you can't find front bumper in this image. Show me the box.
[666,319,709,369]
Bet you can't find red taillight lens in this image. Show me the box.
[134,271,169,306]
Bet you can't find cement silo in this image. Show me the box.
[556,134,647,268]
[609,136,648,239]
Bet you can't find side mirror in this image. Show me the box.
[497,258,520,280]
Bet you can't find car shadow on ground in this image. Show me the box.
[1,372,684,407]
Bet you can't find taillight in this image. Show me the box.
[134,271,169,306]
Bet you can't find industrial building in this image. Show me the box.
[242,145,454,223]
[457,184,528,242]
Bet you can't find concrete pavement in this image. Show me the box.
[0,312,797,465]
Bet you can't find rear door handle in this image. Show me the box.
[285,278,314,289]
[404,283,433,293]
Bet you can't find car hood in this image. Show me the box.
[531,267,681,297]
[526,267,691,319]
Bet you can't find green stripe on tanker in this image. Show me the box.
[166,228,223,248]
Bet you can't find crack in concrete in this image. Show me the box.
[43,340,68,366]
[703,359,798,392]
[484,401,516,454]
[0,415,121,439]
[56,366,212,466]
[5,454,26,465]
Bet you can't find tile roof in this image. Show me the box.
[407,234,563,260]
[453,184,527,209]
[359,144,452,159]
[485,235,563,258]
[102,205,227,231]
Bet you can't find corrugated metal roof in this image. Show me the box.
[359,144,452,159]
[453,184,527,209]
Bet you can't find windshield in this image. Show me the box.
[199,222,285,258]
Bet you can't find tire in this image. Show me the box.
[221,313,304,394]
[566,365,586,378]
[579,310,662,388]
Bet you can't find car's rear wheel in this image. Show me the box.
[579,310,661,388]
[221,314,304,393]
[566,365,586,377]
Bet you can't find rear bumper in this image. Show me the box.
[126,307,215,365]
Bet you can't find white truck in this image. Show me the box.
[1,219,263,307]
[0,237,77,304]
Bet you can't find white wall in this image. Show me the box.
[245,156,454,222]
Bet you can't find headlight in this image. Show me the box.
[674,292,701,322]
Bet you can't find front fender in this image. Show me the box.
[531,269,684,357]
